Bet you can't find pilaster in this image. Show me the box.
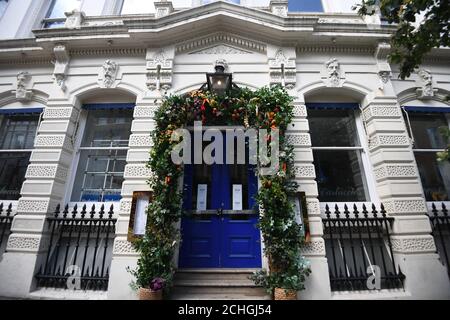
[288,98,332,299]
[107,97,157,299]
[363,95,450,299]
[0,102,79,298]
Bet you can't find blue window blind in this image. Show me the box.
[403,106,450,113]
[0,108,43,114]
[82,103,135,110]
[306,103,359,110]
[288,0,324,12]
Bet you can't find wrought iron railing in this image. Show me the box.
[323,203,405,291]
[35,203,117,291]
[427,203,450,278]
[0,203,14,257]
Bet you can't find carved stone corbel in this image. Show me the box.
[321,58,345,87]
[146,48,173,92]
[377,62,392,90]
[100,60,118,88]
[416,68,436,99]
[53,44,70,91]
[268,48,296,89]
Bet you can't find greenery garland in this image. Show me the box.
[129,85,310,295]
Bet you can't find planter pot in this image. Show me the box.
[274,288,297,300]
[138,287,163,300]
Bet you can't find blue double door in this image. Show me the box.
[179,145,262,268]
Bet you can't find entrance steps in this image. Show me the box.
[170,269,271,300]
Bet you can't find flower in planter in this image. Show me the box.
[150,277,165,291]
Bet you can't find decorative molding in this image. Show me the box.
[25,164,68,181]
[294,164,316,178]
[113,239,137,255]
[146,50,173,91]
[292,104,307,118]
[99,59,118,88]
[322,58,345,87]
[383,199,427,215]
[190,44,251,55]
[297,46,374,55]
[391,236,436,253]
[286,134,311,147]
[69,48,145,56]
[268,48,296,89]
[124,164,152,179]
[373,164,417,181]
[369,134,410,149]
[15,71,33,101]
[176,33,266,54]
[300,238,325,256]
[17,199,49,213]
[119,200,132,215]
[363,105,401,121]
[133,106,157,119]
[43,107,74,119]
[34,134,72,150]
[52,44,70,91]
[6,235,41,251]
[129,134,153,147]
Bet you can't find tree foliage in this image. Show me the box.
[354,0,449,79]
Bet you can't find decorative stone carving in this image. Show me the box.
[391,236,436,253]
[101,60,118,88]
[53,45,70,91]
[146,50,173,91]
[383,199,427,215]
[191,45,251,55]
[124,164,152,179]
[133,106,157,119]
[64,9,85,29]
[154,1,174,18]
[300,239,326,256]
[323,58,345,87]
[43,107,74,119]
[286,134,311,147]
[268,49,296,89]
[113,239,137,255]
[294,165,316,178]
[7,235,41,251]
[119,200,132,215]
[15,71,32,101]
[417,69,436,98]
[129,134,153,147]
[17,199,49,213]
[292,104,307,117]
[270,0,288,17]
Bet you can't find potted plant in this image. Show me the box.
[251,257,311,300]
[137,277,165,300]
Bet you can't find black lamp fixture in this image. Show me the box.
[205,59,233,94]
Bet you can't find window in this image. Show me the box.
[120,0,156,14]
[44,0,82,28]
[71,108,133,202]
[288,0,323,12]
[0,0,9,19]
[408,113,450,201]
[0,113,39,200]
[308,107,370,202]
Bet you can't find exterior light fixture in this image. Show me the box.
[205,59,232,94]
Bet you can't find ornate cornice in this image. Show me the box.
[176,33,266,54]
[296,45,374,55]
[69,47,146,56]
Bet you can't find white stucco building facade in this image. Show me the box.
[0,0,449,300]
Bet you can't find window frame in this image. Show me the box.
[0,111,42,201]
[65,108,132,204]
[405,111,450,204]
[308,107,378,209]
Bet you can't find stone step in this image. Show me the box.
[171,268,270,299]
[174,268,260,281]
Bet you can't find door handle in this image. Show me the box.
[216,208,223,216]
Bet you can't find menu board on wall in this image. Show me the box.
[196,184,208,211]
[232,184,243,211]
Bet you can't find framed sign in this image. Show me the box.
[128,191,152,242]
[292,191,310,243]
[232,184,243,211]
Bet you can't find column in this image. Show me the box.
[107,98,156,299]
[288,98,332,299]
[0,102,78,298]
[363,93,450,299]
